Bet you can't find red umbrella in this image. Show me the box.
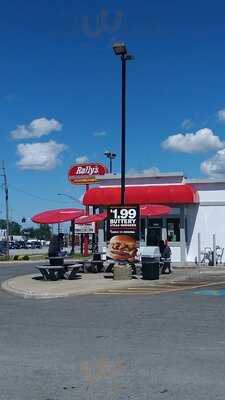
[32,204,171,225]
[32,208,85,224]
[75,205,171,224]
[75,212,107,224]
[140,205,171,217]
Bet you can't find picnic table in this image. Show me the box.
[36,264,82,281]
[76,259,103,273]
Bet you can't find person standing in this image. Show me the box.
[159,240,165,259]
[161,240,172,274]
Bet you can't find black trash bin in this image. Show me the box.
[141,256,160,280]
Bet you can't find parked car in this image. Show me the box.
[18,241,27,249]
[0,241,7,255]
[35,242,42,249]
[26,240,42,249]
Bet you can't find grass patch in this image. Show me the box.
[0,253,91,262]
[68,254,91,260]
[0,255,12,262]
[28,254,49,261]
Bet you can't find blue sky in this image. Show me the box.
[1,0,225,223]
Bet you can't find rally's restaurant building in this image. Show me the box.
[83,171,225,264]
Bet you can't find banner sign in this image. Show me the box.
[75,222,95,234]
[68,163,108,185]
[107,206,139,262]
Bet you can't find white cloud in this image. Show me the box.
[75,155,89,163]
[93,130,107,137]
[162,128,224,153]
[17,140,67,170]
[11,117,62,140]
[217,108,225,122]
[201,148,225,178]
[127,166,160,177]
[181,119,193,129]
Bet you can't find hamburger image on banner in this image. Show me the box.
[107,206,140,262]
[108,234,138,262]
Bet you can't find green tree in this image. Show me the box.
[22,225,52,240]
[0,219,22,235]
[35,224,52,240]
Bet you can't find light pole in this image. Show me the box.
[2,161,10,258]
[112,43,134,205]
[57,193,81,255]
[57,193,81,205]
[104,151,117,174]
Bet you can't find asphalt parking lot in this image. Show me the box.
[0,263,225,399]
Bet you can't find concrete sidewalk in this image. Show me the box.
[2,267,225,299]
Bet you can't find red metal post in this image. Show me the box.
[83,184,89,256]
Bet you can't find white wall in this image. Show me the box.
[186,183,225,262]
[193,182,225,202]
[186,204,225,262]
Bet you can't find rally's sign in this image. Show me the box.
[68,163,108,185]
[107,206,140,262]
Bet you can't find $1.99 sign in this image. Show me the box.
[107,206,139,241]
[107,206,140,262]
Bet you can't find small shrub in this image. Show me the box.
[13,255,19,261]
[0,255,11,261]
[23,255,30,260]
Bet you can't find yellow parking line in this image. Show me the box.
[95,280,225,295]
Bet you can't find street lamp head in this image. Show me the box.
[112,42,127,56]
[104,151,117,159]
[125,54,135,61]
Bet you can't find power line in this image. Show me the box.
[8,184,73,205]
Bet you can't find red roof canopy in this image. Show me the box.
[75,212,107,224]
[83,184,199,206]
[32,208,85,224]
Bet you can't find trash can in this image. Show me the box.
[141,256,160,280]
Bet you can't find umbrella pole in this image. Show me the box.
[71,219,75,255]
[83,184,89,257]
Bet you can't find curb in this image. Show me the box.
[1,279,103,300]
[1,276,138,300]
[1,280,85,299]
[2,270,225,300]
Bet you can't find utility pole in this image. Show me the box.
[2,161,10,257]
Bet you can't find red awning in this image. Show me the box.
[75,212,107,224]
[32,208,85,224]
[83,184,199,206]
[140,205,171,217]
